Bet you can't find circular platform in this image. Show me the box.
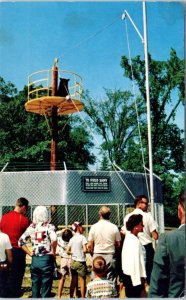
[25,96,84,116]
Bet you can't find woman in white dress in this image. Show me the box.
[121,214,147,298]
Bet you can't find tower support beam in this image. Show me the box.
[50,65,58,171]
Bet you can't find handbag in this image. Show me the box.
[53,260,61,280]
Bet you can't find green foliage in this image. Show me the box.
[121,138,147,172]
[100,154,112,171]
[161,173,185,227]
[0,77,17,98]
[121,49,184,171]
[0,77,95,170]
[82,88,146,167]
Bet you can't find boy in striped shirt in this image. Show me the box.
[86,256,118,298]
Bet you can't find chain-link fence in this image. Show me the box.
[0,169,164,232]
[0,169,163,205]
[0,202,165,233]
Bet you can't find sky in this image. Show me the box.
[0,1,184,148]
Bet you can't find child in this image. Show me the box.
[86,256,118,298]
[57,228,73,298]
[66,221,87,298]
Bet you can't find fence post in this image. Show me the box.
[85,204,88,237]
[65,204,68,227]
[117,204,120,227]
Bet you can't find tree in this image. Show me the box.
[161,172,185,227]
[0,78,95,170]
[100,153,112,171]
[0,77,17,99]
[120,48,184,174]
[82,88,146,167]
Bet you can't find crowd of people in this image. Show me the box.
[0,192,185,298]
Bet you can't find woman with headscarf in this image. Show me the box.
[18,206,57,298]
[121,214,147,298]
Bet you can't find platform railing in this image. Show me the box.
[27,69,83,101]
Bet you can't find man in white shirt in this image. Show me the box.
[0,231,12,297]
[121,195,158,284]
[87,206,121,282]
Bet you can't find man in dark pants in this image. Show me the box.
[0,197,30,297]
[149,191,185,298]
[121,195,158,284]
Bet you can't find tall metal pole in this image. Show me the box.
[122,4,155,217]
[143,0,154,218]
[50,64,58,171]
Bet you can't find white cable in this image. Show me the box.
[44,113,52,136]
[1,162,9,172]
[112,163,135,199]
[61,15,121,59]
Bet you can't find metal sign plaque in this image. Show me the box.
[81,176,111,192]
